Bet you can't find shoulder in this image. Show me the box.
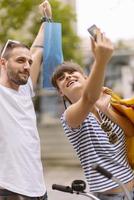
[61,111,94,131]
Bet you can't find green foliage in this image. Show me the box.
[0,0,82,64]
[0,0,40,44]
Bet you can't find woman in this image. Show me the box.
[51,28,134,199]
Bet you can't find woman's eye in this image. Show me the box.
[58,76,64,81]
[69,71,74,74]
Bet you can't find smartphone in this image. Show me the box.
[87,24,98,41]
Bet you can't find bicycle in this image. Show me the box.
[52,164,132,200]
[52,179,101,200]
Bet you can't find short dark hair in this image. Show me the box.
[0,40,29,59]
[51,61,84,89]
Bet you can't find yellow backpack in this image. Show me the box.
[104,88,134,169]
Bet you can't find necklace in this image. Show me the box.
[96,109,118,144]
[100,121,118,144]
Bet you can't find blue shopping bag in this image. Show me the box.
[43,21,64,89]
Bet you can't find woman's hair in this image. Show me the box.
[51,61,84,89]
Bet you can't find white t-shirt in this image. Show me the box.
[0,78,46,197]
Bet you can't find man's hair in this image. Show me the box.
[51,61,84,89]
[0,41,30,59]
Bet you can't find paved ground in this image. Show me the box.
[44,165,90,200]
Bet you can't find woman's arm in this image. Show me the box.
[65,30,114,128]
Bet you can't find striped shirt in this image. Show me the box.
[61,110,134,193]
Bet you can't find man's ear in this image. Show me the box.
[0,58,7,67]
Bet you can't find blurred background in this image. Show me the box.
[0,0,134,199]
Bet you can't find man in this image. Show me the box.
[0,1,52,199]
[51,29,134,199]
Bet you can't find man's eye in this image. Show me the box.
[29,61,33,66]
[17,59,24,63]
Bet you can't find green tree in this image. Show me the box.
[0,0,82,64]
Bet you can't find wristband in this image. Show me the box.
[32,45,44,48]
[40,16,53,23]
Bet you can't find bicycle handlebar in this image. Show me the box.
[92,164,113,179]
[52,184,73,193]
[52,182,101,200]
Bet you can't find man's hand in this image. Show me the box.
[39,0,52,19]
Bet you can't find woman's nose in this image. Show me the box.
[65,73,71,80]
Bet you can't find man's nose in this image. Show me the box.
[24,61,30,70]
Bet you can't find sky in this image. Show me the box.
[76,0,134,42]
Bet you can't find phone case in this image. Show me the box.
[87,24,97,40]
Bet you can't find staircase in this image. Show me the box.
[38,118,80,166]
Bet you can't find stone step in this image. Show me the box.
[38,122,80,165]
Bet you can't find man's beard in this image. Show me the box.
[8,70,29,86]
[10,77,28,85]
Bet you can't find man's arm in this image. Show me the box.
[30,0,52,88]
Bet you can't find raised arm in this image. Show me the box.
[66,29,114,128]
[30,0,52,88]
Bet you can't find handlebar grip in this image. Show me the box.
[52,184,73,193]
[92,164,113,179]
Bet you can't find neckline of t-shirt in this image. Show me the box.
[0,84,19,94]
